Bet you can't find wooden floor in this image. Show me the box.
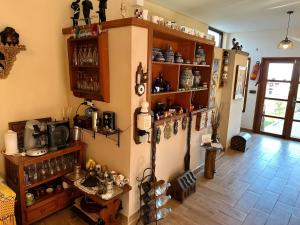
[36,134,300,225]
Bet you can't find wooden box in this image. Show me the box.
[231,132,252,152]
[168,171,196,203]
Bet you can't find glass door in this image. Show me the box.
[254,58,300,139]
[291,63,300,140]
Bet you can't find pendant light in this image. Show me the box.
[278,11,294,49]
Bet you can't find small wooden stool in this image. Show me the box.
[204,144,223,179]
[204,148,217,179]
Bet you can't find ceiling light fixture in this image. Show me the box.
[278,11,294,49]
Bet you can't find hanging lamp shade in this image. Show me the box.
[278,37,293,49]
[278,11,294,50]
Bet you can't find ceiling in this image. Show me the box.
[147,0,300,33]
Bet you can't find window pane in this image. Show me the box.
[294,103,300,120]
[208,29,221,47]
[265,82,290,100]
[263,99,287,117]
[261,116,284,135]
[267,63,294,81]
[291,122,300,139]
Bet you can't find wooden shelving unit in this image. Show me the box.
[67,33,110,102]
[62,18,215,109]
[4,142,85,225]
[147,21,215,116]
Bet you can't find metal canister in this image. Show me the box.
[73,126,81,141]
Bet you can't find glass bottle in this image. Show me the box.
[82,46,88,65]
[40,162,47,179]
[73,47,78,66]
[55,158,61,173]
[33,164,38,181]
[78,47,83,66]
[92,47,98,66]
[48,160,54,175]
[87,46,93,65]
[142,208,172,224]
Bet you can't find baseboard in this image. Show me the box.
[240,128,253,133]
[120,210,140,225]
[192,164,204,178]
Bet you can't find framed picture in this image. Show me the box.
[209,59,221,108]
[233,65,247,100]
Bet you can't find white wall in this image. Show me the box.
[227,28,300,130]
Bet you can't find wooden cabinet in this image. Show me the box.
[4,142,85,225]
[147,23,215,122]
[67,33,110,102]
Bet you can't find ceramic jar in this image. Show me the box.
[164,46,174,63]
[193,71,201,88]
[180,68,194,90]
[195,46,206,65]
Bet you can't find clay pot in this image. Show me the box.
[180,68,194,90]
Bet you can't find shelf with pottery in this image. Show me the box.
[152,61,211,68]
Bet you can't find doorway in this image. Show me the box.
[254,58,300,140]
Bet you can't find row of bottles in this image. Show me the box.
[140,181,172,224]
[72,45,98,67]
[76,71,100,92]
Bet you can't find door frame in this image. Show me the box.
[253,57,300,140]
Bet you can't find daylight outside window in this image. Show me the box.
[208,26,223,48]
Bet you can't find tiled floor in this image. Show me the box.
[36,134,300,225]
[160,134,300,225]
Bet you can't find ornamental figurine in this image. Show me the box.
[232,38,243,51]
[0,27,19,46]
[71,0,81,27]
[82,0,93,25]
[97,0,108,23]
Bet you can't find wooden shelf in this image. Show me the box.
[71,65,99,69]
[153,61,211,68]
[155,113,187,126]
[25,169,73,190]
[26,190,65,210]
[68,36,98,42]
[62,18,215,46]
[82,128,122,147]
[67,32,110,102]
[4,141,84,167]
[151,88,208,96]
[4,142,85,225]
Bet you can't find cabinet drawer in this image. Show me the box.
[26,200,58,223]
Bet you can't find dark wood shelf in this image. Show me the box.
[4,142,84,167]
[67,32,110,102]
[73,89,101,95]
[82,128,122,147]
[25,169,73,190]
[68,36,98,42]
[153,61,210,68]
[4,142,85,225]
[71,65,99,69]
[151,88,208,96]
[26,190,65,210]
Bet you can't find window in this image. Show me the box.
[208,27,223,48]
